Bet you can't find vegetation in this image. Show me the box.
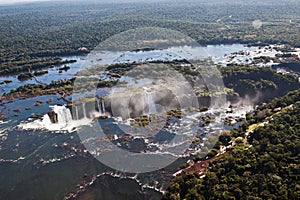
[0,56,76,76]
[0,1,299,200]
[6,77,118,98]
[1,0,300,76]
[163,89,300,200]
[78,60,300,102]
[6,60,300,105]
[220,65,300,102]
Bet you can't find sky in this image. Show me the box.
[0,0,150,5]
[0,0,296,6]
[0,0,51,5]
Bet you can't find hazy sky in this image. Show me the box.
[0,0,51,5]
[0,0,149,5]
[0,0,295,6]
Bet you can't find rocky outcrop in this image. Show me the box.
[47,110,58,123]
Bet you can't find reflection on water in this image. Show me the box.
[0,56,85,94]
[0,44,254,94]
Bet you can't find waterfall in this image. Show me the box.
[82,102,87,118]
[75,106,79,120]
[147,92,156,115]
[143,87,157,118]
[97,98,106,115]
[101,99,106,114]
[19,105,93,132]
[97,99,101,114]
[143,92,147,116]
[42,114,52,125]
[52,105,73,124]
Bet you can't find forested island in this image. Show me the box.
[5,62,299,105]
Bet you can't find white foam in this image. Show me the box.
[18,105,93,133]
[0,120,8,125]
[214,45,283,66]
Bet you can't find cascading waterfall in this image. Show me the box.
[97,99,101,114]
[147,92,156,115]
[75,106,79,120]
[42,113,52,125]
[101,99,106,114]
[52,105,73,124]
[19,105,77,132]
[82,102,87,118]
[143,87,157,118]
[143,90,147,115]
[97,98,106,115]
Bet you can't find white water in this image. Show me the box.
[42,114,52,125]
[104,44,253,64]
[97,100,101,115]
[54,105,73,124]
[213,44,283,67]
[143,87,157,116]
[82,103,87,118]
[147,93,156,115]
[75,106,79,120]
[101,99,106,114]
[97,99,106,115]
[19,105,93,133]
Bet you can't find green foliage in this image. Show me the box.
[162,173,203,200]
[1,1,300,76]
[221,66,299,102]
[163,90,300,200]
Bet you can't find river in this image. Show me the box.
[0,44,262,199]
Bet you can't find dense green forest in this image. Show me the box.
[1,0,300,76]
[163,89,300,200]
[220,65,300,103]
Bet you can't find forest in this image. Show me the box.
[1,0,300,76]
[163,89,300,200]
